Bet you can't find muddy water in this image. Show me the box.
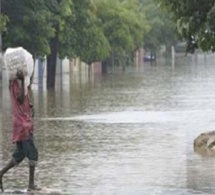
[2,55,215,194]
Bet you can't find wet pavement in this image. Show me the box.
[1,55,215,194]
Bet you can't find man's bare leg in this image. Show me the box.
[0,159,16,192]
[28,165,40,191]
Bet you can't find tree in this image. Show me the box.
[3,0,163,89]
[94,0,149,65]
[2,0,54,57]
[2,0,110,89]
[46,0,110,88]
[139,0,176,55]
[44,0,74,89]
[67,0,111,65]
[157,0,215,52]
[2,0,76,89]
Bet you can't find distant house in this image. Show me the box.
[33,57,102,87]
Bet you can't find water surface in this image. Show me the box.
[1,55,215,194]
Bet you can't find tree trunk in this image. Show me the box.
[102,60,107,74]
[47,26,59,90]
[111,52,115,71]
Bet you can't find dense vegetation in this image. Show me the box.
[1,0,175,89]
[158,0,215,53]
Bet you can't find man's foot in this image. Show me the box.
[28,185,41,191]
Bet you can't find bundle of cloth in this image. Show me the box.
[4,47,34,94]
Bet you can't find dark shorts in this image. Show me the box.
[12,134,38,166]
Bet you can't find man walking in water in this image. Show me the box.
[0,70,39,192]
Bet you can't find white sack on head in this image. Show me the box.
[23,49,34,91]
[4,47,34,94]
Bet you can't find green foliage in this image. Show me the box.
[63,0,111,64]
[92,0,149,65]
[95,0,148,54]
[2,0,54,56]
[157,0,215,52]
[2,0,176,61]
[0,14,9,33]
[2,0,173,62]
[140,0,176,53]
[1,0,179,89]
[45,0,75,58]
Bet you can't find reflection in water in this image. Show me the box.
[2,55,215,194]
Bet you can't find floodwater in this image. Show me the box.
[2,54,215,194]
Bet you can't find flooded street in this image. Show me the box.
[2,55,215,194]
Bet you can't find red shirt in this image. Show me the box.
[10,80,33,142]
